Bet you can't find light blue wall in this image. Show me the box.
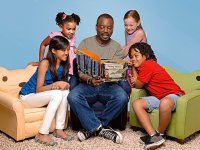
[0,0,200,72]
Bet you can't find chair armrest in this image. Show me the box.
[176,90,200,114]
[130,88,148,102]
[174,90,200,134]
[0,91,24,113]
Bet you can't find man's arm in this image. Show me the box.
[78,71,103,86]
[77,39,103,86]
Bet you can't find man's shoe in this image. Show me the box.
[98,127,123,144]
[77,129,97,141]
[144,133,165,150]
[77,125,102,141]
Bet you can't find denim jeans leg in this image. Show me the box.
[118,80,131,96]
[67,83,101,132]
[98,83,129,127]
[69,75,79,90]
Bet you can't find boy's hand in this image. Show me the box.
[129,74,136,86]
[128,60,133,67]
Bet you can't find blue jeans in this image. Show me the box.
[68,75,79,90]
[118,80,131,96]
[68,83,129,132]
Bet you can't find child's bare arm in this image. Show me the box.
[39,36,51,61]
[27,61,39,66]
[130,66,145,88]
[123,30,145,56]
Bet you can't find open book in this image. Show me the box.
[76,48,128,82]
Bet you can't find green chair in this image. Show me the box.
[129,66,200,143]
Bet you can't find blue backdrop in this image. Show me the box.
[0,0,199,72]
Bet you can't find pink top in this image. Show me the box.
[49,32,76,75]
[125,30,147,45]
[125,30,147,84]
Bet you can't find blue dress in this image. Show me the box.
[20,64,66,95]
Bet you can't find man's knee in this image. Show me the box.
[115,91,129,104]
[67,91,80,105]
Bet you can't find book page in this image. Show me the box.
[76,49,128,82]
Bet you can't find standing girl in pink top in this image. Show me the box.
[123,10,147,58]
[32,12,81,90]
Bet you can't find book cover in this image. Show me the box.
[76,49,128,82]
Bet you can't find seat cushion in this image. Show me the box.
[24,107,46,123]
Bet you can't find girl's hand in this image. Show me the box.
[122,44,131,56]
[72,46,77,54]
[122,45,129,52]
[27,61,39,66]
[53,81,70,90]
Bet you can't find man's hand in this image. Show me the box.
[90,76,103,86]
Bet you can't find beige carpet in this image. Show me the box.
[0,126,200,150]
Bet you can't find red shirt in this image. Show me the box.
[137,59,185,99]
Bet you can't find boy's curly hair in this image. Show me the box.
[128,42,157,61]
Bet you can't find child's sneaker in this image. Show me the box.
[140,130,165,143]
[98,127,123,144]
[140,134,150,143]
[144,133,165,150]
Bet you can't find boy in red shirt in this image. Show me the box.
[128,42,185,150]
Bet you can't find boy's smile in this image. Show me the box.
[130,48,146,68]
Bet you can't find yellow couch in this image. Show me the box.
[0,65,68,141]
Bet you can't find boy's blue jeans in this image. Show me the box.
[68,83,129,133]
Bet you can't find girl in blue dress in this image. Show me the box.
[20,36,70,146]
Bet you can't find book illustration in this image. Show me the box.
[76,48,128,82]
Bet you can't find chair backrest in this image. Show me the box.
[0,65,37,97]
[163,66,200,93]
